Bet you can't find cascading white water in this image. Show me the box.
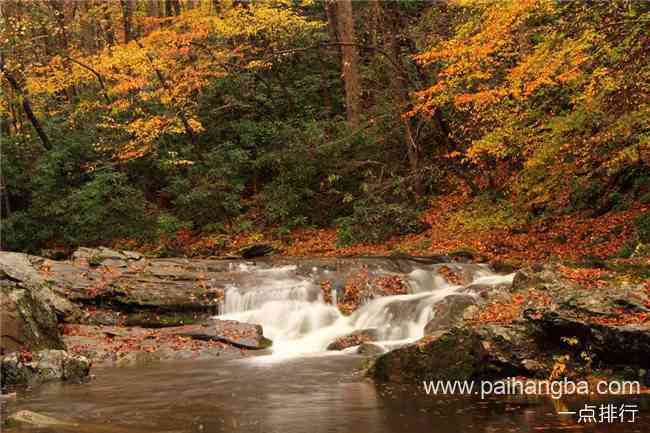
[218,262,514,357]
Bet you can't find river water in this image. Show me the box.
[3,259,649,432]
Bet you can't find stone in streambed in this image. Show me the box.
[173,319,272,350]
[0,282,65,354]
[1,349,91,385]
[524,308,650,367]
[424,294,477,334]
[369,324,550,383]
[357,342,385,356]
[6,410,78,428]
[326,329,379,351]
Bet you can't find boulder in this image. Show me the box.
[511,265,561,292]
[0,252,83,323]
[0,282,64,354]
[326,329,379,351]
[370,324,550,383]
[424,294,477,334]
[172,319,272,350]
[1,350,91,385]
[524,308,650,367]
[357,342,385,357]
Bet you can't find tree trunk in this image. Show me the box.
[102,3,116,46]
[380,4,423,196]
[146,0,160,17]
[165,0,180,16]
[332,0,361,127]
[49,0,77,103]
[79,0,99,52]
[0,56,51,151]
[120,0,135,43]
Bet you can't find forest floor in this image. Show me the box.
[115,192,650,275]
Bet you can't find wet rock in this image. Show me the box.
[6,410,78,428]
[0,282,64,354]
[327,329,379,351]
[1,350,91,385]
[173,319,272,350]
[357,342,385,357]
[370,324,550,383]
[524,308,650,367]
[424,294,477,334]
[489,261,520,274]
[511,265,561,292]
[240,244,274,259]
[61,324,245,366]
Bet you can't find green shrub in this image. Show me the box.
[635,211,650,243]
[157,214,192,237]
[165,145,249,230]
[336,197,426,245]
[60,171,154,244]
[640,192,650,205]
[4,170,154,252]
[569,180,604,211]
[616,241,636,259]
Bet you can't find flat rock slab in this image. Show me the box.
[61,321,266,366]
[170,319,272,350]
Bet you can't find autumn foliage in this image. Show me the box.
[1,0,649,266]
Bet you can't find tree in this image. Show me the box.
[330,0,360,127]
[121,0,136,43]
[0,53,51,151]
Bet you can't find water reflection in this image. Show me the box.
[3,355,649,433]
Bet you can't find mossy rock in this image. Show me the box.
[0,282,64,353]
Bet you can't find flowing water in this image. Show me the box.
[219,261,509,356]
[3,259,649,432]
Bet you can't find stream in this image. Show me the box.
[4,259,649,432]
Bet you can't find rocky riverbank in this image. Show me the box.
[2,246,648,394]
[0,248,453,388]
[369,264,650,386]
[0,249,275,389]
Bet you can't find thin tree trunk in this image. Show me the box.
[0,171,10,220]
[0,56,51,151]
[66,57,111,104]
[121,0,135,43]
[172,0,181,16]
[380,4,423,196]
[103,3,116,46]
[50,0,78,102]
[332,0,360,127]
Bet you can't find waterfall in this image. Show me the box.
[218,261,514,356]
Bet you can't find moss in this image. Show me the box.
[369,328,482,383]
[635,211,650,243]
